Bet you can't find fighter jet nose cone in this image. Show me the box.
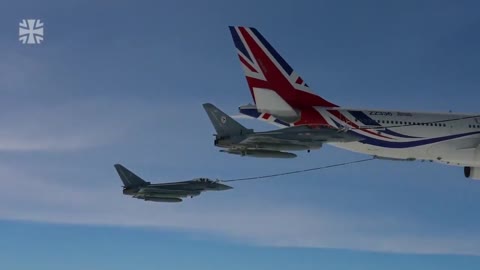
[217,183,233,190]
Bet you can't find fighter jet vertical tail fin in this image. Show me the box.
[114,164,149,188]
[203,103,252,137]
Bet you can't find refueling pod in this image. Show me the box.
[464,167,480,180]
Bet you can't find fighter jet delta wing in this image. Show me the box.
[203,103,360,158]
[114,164,232,203]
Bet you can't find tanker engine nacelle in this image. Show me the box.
[464,167,480,180]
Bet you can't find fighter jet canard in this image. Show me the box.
[203,103,360,158]
[114,164,232,203]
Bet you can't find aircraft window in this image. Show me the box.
[469,125,471,128]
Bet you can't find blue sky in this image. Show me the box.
[1,0,480,269]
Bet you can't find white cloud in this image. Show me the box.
[0,97,162,151]
[0,164,479,256]
[0,49,477,255]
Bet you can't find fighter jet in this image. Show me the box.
[114,164,232,203]
[203,103,360,158]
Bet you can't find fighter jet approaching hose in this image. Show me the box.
[114,164,232,203]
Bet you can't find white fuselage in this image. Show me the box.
[239,105,480,167]
[315,107,480,167]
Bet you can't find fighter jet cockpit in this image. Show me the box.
[194,177,214,183]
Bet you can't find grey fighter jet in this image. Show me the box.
[203,103,360,158]
[114,164,232,203]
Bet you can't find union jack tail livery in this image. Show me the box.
[229,26,338,111]
[226,26,480,179]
